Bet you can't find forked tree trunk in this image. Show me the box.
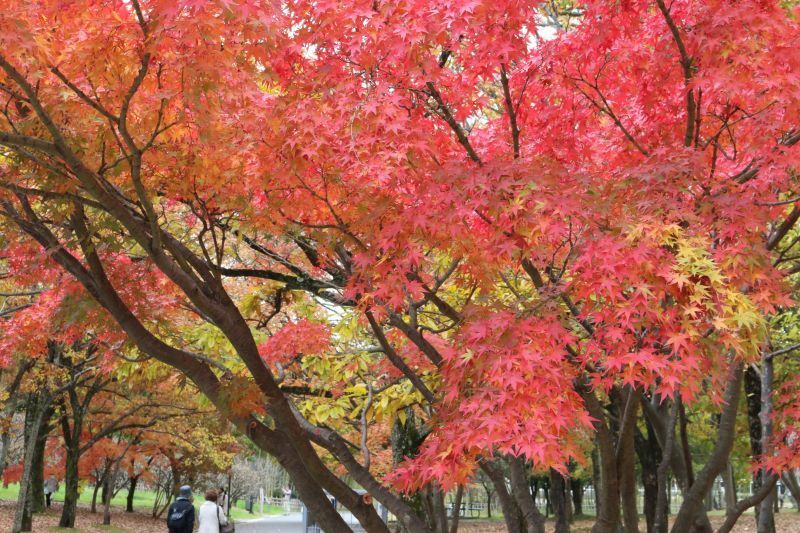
[479,461,525,533]
[670,363,743,532]
[782,472,800,512]
[13,391,52,533]
[509,457,546,533]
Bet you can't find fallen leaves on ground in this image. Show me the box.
[0,501,165,532]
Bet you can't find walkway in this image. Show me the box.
[235,510,364,532]
[235,511,304,533]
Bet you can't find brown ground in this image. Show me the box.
[0,500,164,532]
[2,501,800,532]
[457,513,800,532]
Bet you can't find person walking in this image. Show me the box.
[167,485,195,533]
[44,476,58,508]
[198,489,229,533]
[282,485,292,514]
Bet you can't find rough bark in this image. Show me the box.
[13,391,51,533]
[582,389,621,533]
[449,485,464,533]
[670,363,743,533]
[29,420,48,514]
[127,475,139,512]
[509,457,546,533]
[635,420,663,533]
[550,469,570,533]
[479,460,525,533]
[782,472,800,512]
[571,478,584,518]
[722,462,737,514]
[756,355,776,533]
[617,389,641,533]
[717,474,778,533]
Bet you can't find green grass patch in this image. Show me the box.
[1,483,285,521]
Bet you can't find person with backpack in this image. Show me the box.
[167,485,195,533]
[44,476,59,508]
[198,489,231,533]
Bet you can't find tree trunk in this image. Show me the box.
[479,460,525,533]
[670,363,743,533]
[59,440,81,527]
[745,364,764,523]
[571,478,583,518]
[617,390,640,533]
[91,479,101,514]
[722,462,737,514]
[102,466,113,525]
[509,457,546,533]
[126,475,139,512]
[591,446,601,515]
[13,391,51,533]
[449,485,464,533]
[550,469,570,533]
[635,420,663,533]
[29,421,48,514]
[582,389,621,533]
[782,472,800,512]
[756,355,776,533]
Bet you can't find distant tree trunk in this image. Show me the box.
[127,475,139,512]
[91,480,101,514]
[449,485,464,533]
[0,362,33,487]
[745,364,764,522]
[635,419,663,533]
[782,472,800,512]
[481,483,494,518]
[571,478,583,517]
[550,469,570,533]
[591,446,601,514]
[722,462,737,514]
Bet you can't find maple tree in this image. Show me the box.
[2,1,800,532]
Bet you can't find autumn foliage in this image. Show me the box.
[2,1,800,532]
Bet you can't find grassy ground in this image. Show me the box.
[0,483,282,520]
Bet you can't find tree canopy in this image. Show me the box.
[2,1,800,532]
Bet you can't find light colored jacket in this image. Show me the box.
[197,501,228,533]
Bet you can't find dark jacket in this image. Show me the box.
[167,497,195,533]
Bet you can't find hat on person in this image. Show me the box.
[179,485,192,498]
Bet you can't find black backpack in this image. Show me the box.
[167,502,190,529]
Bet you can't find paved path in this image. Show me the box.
[235,510,365,532]
[235,512,304,533]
